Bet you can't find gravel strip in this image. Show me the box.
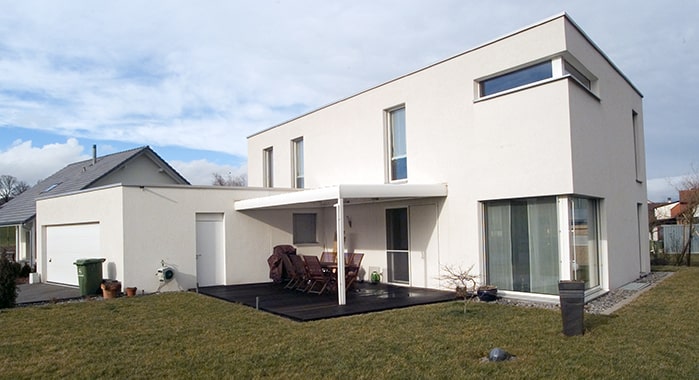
[483,271,673,314]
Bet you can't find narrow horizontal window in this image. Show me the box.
[564,61,591,90]
[480,61,553,97]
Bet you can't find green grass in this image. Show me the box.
[2,268,699,379]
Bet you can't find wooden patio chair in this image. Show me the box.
[348,253,364,269]
[320,251,337,264]
[345,253,364,290]
[289,254,310,291]
[281,254,300,289]
[302,255,334,295]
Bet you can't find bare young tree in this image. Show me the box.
[438,264,479,314]
[673,167,699,266]
[0,175,29,205]
[212,172,247,187]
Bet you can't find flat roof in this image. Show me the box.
[234,183,448,210]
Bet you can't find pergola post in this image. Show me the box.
[335,197,346,305]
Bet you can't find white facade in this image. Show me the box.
[36,185,296,293]
[244,14,649,302]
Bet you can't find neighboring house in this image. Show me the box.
[242,12,649,304]
[0,146,189,274]
[650,190,699,254]
[34,13,649,305]
[648,200,679,242]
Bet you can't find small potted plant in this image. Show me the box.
[125,286,137,297]
[101,280,122,299]
[370,270,382,284]
[477,285,498,302]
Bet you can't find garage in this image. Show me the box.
[45,223,100,286]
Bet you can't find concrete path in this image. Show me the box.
[16,283,83,304]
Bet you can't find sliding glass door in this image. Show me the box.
[485,197,559,295]
[484,196,601,295]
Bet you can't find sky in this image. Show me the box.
[0,1,696,201]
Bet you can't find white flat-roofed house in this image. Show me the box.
[241,13,648,304]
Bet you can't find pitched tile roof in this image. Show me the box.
[0,146,189,225]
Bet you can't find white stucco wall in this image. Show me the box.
[36,186,125,287]
[37,185,304,293]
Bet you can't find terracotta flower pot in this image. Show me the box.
[125,287,137,297]
[101,280,122,299]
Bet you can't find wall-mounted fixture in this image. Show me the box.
[157,265,175,282]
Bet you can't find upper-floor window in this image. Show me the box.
[564,61,591,90]
[292,138,304,188]
[388,106,407,182]
[478,58,595,99]
[480,61,552,97]
[632,111,643,182]
[263,147,273,187]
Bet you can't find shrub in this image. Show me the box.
[0,256,19,308]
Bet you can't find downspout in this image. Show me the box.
[336,197,346,305]
[14,224,20,261]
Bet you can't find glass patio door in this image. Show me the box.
[386,208,409,284]
[569,197,600,288]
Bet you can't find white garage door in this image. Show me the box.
[46,223,101,286]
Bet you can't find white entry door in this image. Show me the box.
[196,213,225,287]
[409,204,438,288]
[46,223,100,286]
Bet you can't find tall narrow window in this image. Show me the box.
[263,147,273,188]
[292,138,304,188]
[632,111,643,182]
[388,107,407,181]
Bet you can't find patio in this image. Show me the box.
[198,281,456,322]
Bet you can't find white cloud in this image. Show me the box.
[0,1,696,183]
[0,138,88,185]
[170,159,247,186]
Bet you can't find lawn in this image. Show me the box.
[1,268,698,379]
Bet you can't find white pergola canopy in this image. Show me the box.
[234,183,448,211]
[234,183,448,305]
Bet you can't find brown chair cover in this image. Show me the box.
[267,245,297,283]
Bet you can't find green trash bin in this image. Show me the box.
[74,258,106,296]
